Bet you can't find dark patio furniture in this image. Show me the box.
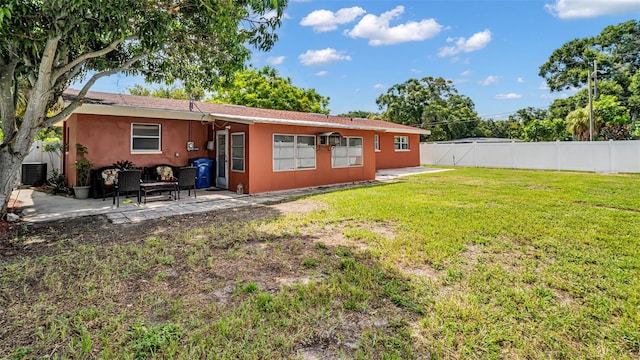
[140,181,178,204]
[176,166,197,199]
[114,169,142,207]
[93,166,119,200]
[143,164,178,182]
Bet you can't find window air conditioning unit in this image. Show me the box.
[318,132,342,146]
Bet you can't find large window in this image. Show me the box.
[231,133,245,172]
[394,136,409,151]
[332,137,363,168]
[131,123,161,153]
[273,134,316,171]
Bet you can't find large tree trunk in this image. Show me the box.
[0,143,31,216]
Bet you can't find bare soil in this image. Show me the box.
[1,198,419,358]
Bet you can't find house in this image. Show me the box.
[61,90,429,195]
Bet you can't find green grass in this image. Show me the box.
[1,167,639,359]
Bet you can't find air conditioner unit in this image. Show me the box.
[318,132,342,146]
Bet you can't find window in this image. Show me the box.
[374,134,380,151]
[273,134,316,171]
[131,123,161,153]
[332,137,363,167]
[231,133,245,172]
[296,135,316,169]
[394,136,409,151]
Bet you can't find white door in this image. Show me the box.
[216,130,228,188]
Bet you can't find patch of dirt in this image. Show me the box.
[1,198,421,358]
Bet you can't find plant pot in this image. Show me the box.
[73,185,91,199]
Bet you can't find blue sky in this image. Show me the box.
[89,0,640,120]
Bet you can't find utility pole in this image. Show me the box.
[588,60,598,141]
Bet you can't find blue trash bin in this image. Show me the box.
[191,158,214,189]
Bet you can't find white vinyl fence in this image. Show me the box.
[421,140,640,173]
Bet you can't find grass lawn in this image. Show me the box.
[1,167,639,359]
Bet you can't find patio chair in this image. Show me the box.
[114,169,142,207]
[176,166,197,199]
[94,166,118,201]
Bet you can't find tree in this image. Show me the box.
[522,119,569,142]
[508,107,548,127]
[338,110,381,119]
[478,119,523,139]
[375,77,482,141]
[128,85,205,101]
[208,66,330,114]
[566,108,591,141]
[0,0,287,215]
[539,20,640,121]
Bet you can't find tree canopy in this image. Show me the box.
[127,85,205,101]
[539,20,640,123]
[208,66,330,114]
[0,0,287,214]
[376,77,483,141]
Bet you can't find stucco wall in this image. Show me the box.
[246,124,377,194]
[65,114,212,186]
[374,133,421,170]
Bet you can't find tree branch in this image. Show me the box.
[45,53,148,128]
[51,36,135,84]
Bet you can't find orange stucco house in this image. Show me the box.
[61,90,429,195]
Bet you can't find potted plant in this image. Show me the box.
[73,143,94,199]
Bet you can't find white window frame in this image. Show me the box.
[231,133,245,172]
[273,134,316,172]
[394,136,409,151]
[131,123,161,154]
[332,136,363,168]
[374,134,380,152]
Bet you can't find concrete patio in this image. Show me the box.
[8,167,450,224]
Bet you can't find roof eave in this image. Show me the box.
[210,113,430,135]
[67,103,214,122]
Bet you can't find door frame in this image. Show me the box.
[215,129,229,189]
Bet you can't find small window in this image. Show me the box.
[332,136,363,168]
[131,123,161,153]
[231,133,245,172]
[394,136,409,151]
[374,134,380,151]
[273,134,316,171]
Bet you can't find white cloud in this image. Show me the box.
[315,71,329,77]
[373,83,385,89]
[299,48,351,66]
[495,93,522,100]
[345,6,443,46]
[266,56,285,65]
[300,7,365,32]
[411,68,422,74]
[517,77,525,83]
[539,81,550,90]
[545,0,640,19]
[460,70,472,77]
[478,75,500,86]
[438,29,492,57]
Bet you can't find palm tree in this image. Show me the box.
[566,107,591,141]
